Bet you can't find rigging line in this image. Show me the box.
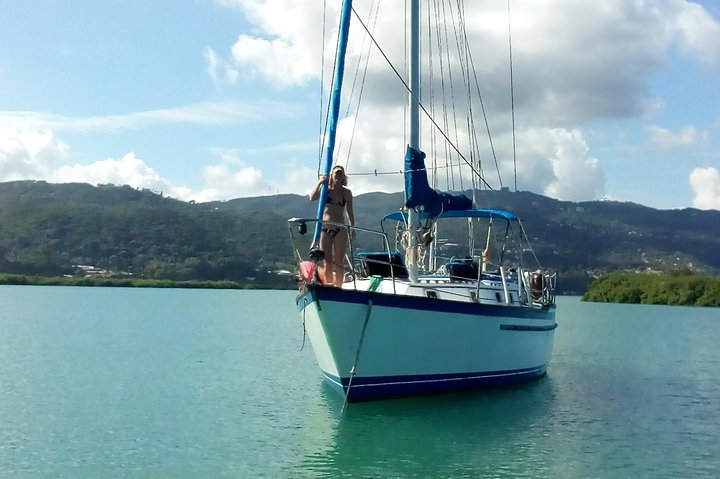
[351,6,493,190]
[346,169,404,177]
[455,0,482,197]
[518,220,543,268]
[427,0,438,189]
[461,2,484,200]
[433,0,451,188]
[337,1,373,162]
[300,297,308,351]
[508,0,518,192]
[341,298,373,414]
[432,0,452,189]
[345,0,380,171]
[463,21,503,189]
[426,0,433,184]
[346,163,460,177]
[442,0,462,190]
[318,0,328,176]
[462,2,478,256]
[452,0,473,193]
[318,7,341,176]
[467,113,480,194]
[456,0,473,169]
[435,1,459,192]
[448,0,500,189]
[425,12,440,273]
[457,0,472,193]
[451,0,474,193]
[403,0,408,149]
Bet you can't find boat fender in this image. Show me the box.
[299,261,315,281]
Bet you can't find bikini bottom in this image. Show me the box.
[322,227,343,238]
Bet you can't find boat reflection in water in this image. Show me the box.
[295,378,558,478]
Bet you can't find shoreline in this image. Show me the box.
[583,271,720,307]
[0,273,294,290]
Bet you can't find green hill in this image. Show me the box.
[0,180,718,292]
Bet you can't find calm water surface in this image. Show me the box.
[0,286,719,478]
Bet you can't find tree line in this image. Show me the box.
[583,270,720,307]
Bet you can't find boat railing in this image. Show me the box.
[545,271,557,304]
[288,218,556,305]
[521,268,556,307]
[287,217,402,292]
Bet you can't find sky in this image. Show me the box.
[1,0,719,210]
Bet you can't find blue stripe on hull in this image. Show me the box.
[323,366,548,402]
[297,285,555,320]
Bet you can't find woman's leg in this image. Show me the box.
[332,229,349,287]
[319,231,333,284]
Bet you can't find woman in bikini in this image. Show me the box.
[309,165,355,287]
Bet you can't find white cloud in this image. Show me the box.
[0,128,193,200]
[213,0,720,118]
[520,128,606,202]
[202,160,270,196]
[200,142,320,197]
[180,150,320,202]
[327,111,407,195]
[205,0,718,206]
[0,100,291,133]
[211,0,332,87]
[3,0,718,209]
[303,109,607,203]
[231,35,309,87]
[647,125,702,149]
[0,127,181,194]
[0,126,320,203]
[205,47,240,85]
[284,161,318,196]
[0,129,67,181]
[670,0,720,65]
[53,152,178,194]
[689,167,720,209]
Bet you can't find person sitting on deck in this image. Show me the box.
[309,165,355,287]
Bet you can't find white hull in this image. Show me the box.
[297,280,556,402]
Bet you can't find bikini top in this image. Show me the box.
[327,194,347,207]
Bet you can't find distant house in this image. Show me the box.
[74,265,109,277]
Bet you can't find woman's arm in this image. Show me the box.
[309,175,327,201]
[345,188,355,238]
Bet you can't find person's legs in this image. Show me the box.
[319,231,334,284]
[332,229,349,287]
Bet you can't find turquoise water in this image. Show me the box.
[0,287,718,478]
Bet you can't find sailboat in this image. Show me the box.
[289,0,557,403]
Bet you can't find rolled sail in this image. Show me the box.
[404,146,472,217]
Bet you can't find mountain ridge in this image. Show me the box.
[0,180,717,292]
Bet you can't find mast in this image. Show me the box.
[312,0,353,247]
[406,0,420,282]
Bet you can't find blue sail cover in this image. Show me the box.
[404,146,472,217]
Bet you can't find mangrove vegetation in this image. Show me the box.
[583,270,720,307]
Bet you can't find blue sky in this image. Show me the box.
[1,0,719,210]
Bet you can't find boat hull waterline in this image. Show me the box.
[297,284,556,402]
